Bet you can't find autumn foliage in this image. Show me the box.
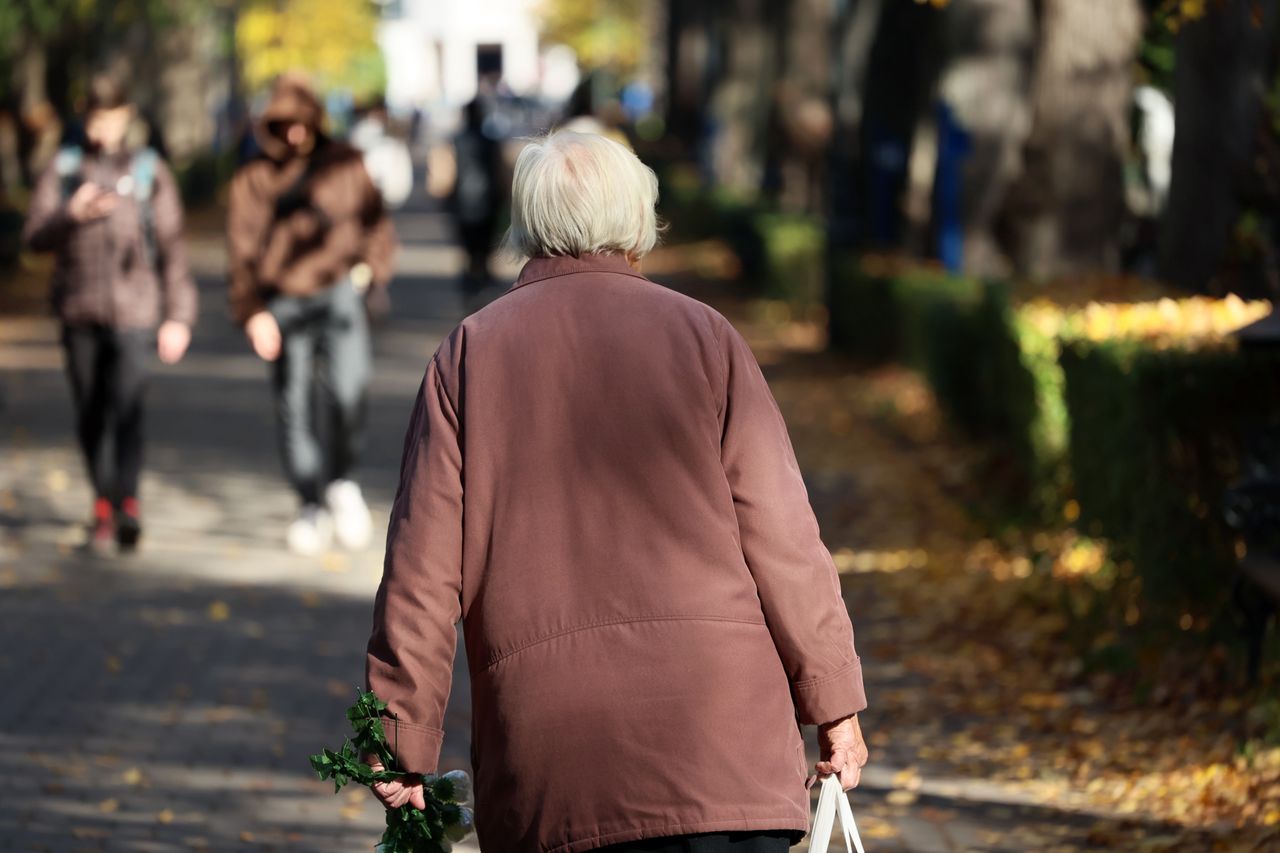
[235,0,385,98]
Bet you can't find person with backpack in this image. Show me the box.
[22,74,197,554]
[226,73,397,556]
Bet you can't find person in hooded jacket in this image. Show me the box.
[23,74,197,553]
[364,131,869,852]
[226,73,397,555]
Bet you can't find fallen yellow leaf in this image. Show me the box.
[886,789,918,806]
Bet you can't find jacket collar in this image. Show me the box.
[511,253,646,291]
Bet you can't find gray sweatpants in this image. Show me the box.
[268,279,371,506]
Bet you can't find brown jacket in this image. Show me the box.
[23,148,198,329]
[366,253,867,853]
[226,77,396,324]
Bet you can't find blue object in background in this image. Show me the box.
[934,100,971,274]
[620,81,655,123]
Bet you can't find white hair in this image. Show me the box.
[504,131,660,259]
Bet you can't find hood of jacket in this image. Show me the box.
[255,74,326,162]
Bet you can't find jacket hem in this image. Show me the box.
[543,816,810,853]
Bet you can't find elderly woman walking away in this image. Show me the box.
[364,131,869,853]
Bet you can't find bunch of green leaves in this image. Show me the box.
[310,689,474,853]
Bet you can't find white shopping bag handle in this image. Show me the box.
[807,774,866,853]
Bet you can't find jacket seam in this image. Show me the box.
[428,352,462,426]
[484,615,768,669]
[792,657,862,690]
[709,315,731,422]
[543,816,807,853]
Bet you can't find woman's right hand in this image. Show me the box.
[816,714,869,791]
[368,761,427,811]
[245,310,282,362]
[67,183,118,222]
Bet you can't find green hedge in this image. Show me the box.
[656,173,824,308]
[741,212,823,306]
[827,255,1069,513]
[981,290,1071,511]
[1059,340,1280,622]
[827,252,1280,637]
[657,168,754,244]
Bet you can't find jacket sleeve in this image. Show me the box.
[225,168,268,326]
[365,350,463,773]
[150,160,199,327]
[22,161,74,252]
[717,320,867,725]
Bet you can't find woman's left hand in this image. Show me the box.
[815,714,869,791]
[368,761,427,810]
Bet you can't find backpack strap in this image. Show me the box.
[131,148,161,271]
[130,147,160,201]
[54,145,84,200]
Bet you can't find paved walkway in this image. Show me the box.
[0,199,485,852]
[0,197,1143,852]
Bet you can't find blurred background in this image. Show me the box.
[3,0,1280,851]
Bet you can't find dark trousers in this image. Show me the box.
[594,832,798,853]
[61,324,150,504]
[458,217,496,294]
[268,279,371,506]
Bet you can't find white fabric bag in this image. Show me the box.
[807,774,866,853]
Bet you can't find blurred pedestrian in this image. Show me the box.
[448,97,503,302]
[365,132,869,852]
[226,73,397,556]
[560,77,632,149]
[22,74,197,553]
[349,97,414,210]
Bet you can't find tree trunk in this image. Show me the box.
[154,15,223,163]
[14,40,47,117]
[706,0,780,196]
[768,0,834,213]
[828,0,885,249]
[14,39,58,182]
[1005,0,1144,280]
[857,0,945,247]
[664,0,717,155]
[938,0,1038,277]
[1158,0,1280,293]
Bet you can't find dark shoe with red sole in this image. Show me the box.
[115,497,142,551]
[87,497,114,555]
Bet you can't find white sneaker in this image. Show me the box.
[326,479,373,551]
[287,505,333,556]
